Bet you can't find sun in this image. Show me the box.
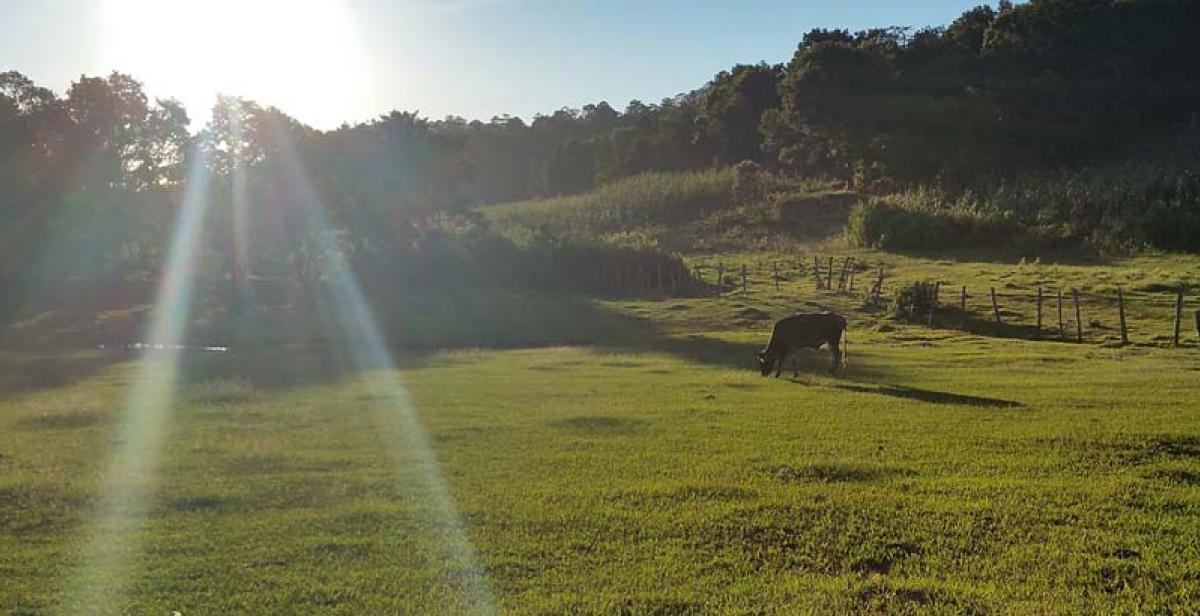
[102,0,373,128]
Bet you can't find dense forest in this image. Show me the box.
[3,0,1200,328]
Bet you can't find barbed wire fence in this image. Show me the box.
[681,255,1199,347]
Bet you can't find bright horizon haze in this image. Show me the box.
[3,0,993,129]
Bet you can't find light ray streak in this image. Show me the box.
[61,147,211,611]
[264,118,495,611]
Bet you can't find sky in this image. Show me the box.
[1,0,993,129]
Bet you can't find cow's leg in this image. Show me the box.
[774,345,787,378]
[828,338,841,375]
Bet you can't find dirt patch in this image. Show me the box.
[594,596,703,615]
[609,485,756,508]
[1144,468,1200,485]
[164,494,234,513]
[1044,433,1200,471]
[553,415,646,435]
[766,462,912,483]
[19,410,105,430]
[0,485,87,534]
[187,378,255,404]
[733,307,772,321]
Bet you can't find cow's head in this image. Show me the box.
[757,350,773,377]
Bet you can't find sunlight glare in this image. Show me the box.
[102,0,373,127]
[261,118,496,610]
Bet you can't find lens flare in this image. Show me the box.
[262,117,495,610]
[61,147,211,610]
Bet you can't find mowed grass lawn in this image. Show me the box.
[3,271,1200,612]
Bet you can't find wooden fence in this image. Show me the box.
[683,255,1199,347]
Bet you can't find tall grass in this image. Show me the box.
[849,153,1200,254]
[485,168,735,235]
[846,189,1033,252]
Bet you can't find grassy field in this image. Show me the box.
[3,246,1200,614]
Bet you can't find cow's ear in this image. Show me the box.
[757,351,766,360]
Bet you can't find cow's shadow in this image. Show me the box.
[830,383,1022,408]
[633,332,1023,409]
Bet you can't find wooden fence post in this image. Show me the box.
[1117,287,1129,345]
[741,264,748,295]
[826,256,834,290]
[1035,287,1043,339]
[1173,289,1184,347]
[990,287,1001,324]
[773,261,780,291]
[717,262,725,288]
[1073,289,1083,343]
[1057,289,1064,339]
[813,256,823,290]
[848,267,856,293]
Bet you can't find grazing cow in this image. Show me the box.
[758,312,847,377]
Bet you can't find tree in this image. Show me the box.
[697,63,781,165]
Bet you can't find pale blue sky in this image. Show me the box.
[1,1,995,128]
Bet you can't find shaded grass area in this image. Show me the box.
[1,285,650,352]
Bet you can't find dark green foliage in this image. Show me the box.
[697,63,781,165]
[849,141,1200,254]
[763,1,1200,187]
[847,193,1029,252]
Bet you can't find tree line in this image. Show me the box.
[3,0,1200,306]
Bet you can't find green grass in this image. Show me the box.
[4,247,1200,613]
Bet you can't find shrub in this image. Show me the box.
[732,160,765,204]
[847,192,1027,251]
[890,281,938,322]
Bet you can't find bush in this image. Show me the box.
[732,160,765,204]
[890,281,938,322]
[345,214,701,298]
[773,190,858,238]
[847,192,1028,251]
